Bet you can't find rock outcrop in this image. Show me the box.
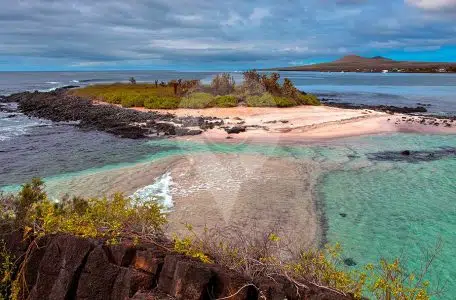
[1,232,355,300]
[2,90,222,139]
[321,101,428,114]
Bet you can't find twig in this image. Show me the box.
[214,283,258,300]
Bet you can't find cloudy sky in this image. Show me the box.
[1,0,455,70]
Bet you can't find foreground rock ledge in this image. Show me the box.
[2,232,354,300]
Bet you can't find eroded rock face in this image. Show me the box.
[76,246,123,300]
[28,235,93,300]
[2,234,355,300]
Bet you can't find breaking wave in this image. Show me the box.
[130,172,174,211]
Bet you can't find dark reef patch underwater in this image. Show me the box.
[367,147,456,162]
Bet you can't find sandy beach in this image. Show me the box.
[40,103,456,252]
[45,153,322,250]
[131,105,456,143]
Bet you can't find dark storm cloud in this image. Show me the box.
[0,0,455,69]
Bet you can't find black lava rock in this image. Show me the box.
[343,258,357,267]
[5,90,216,139]
[225,126,246,134]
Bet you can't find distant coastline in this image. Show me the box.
[269,55,456,73]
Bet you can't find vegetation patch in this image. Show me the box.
[143,96,180,109]
[70,71,321,110]
[173,224,441,300]
[178,92,215,109]
[214,95,238,107]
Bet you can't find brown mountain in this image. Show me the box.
[271,55,456,73]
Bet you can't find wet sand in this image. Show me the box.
[45,153,322,250]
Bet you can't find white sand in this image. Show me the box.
[133,105,456,144]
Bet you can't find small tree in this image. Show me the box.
[241,70,265,96]
[281,78,299,99]
[211,73,235,96]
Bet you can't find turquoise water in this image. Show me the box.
[158,134,456,298]
[2,133,456,297]
[320,134,456,298]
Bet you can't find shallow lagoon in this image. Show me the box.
[2,133,456,298]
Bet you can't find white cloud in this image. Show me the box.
[249,7,271,24]
[406,0,456,10]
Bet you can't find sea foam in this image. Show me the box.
[0,112,49,141]
[130,172,174,211]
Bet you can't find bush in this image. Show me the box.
[120,95,145,108]
[179,93,215,109]
[0,241,14,300]
[246,93,276,107]
[246,93,296,107]
[281,78,299,99]
[214,95,238,107]
[261,72,281,95]
[272,96,298,107]
[211,73,235,96]
[103,93,124,104]
[173,224,438,300]
[144,96,180,109]
[241,70,266,96]
[298,93,321,106]
[0,179,167,244]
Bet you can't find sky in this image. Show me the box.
[0,0,455,71]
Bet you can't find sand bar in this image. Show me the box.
[131,105,456,144]
[45,153,322,250]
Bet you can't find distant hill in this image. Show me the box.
[271,55,456,73]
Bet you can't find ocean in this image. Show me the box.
[1,71,456,298]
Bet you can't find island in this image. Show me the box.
[270,55,456,73]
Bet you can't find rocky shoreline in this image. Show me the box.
[1,232,353,300]
[321,100,429,114]
[1,89,224,139]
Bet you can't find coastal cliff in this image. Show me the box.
[1,232,353,300]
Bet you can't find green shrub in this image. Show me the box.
[0,242,14,300]
[179,93,215,109]
[144,96,180,109]
[246,93,298,107]
[246,93,276,107]
[298,93,321,106]
[1,179,167,243]
[103,93,123,104]
[214,95,238,107]
[273,96,298,107]
[120,95,145,108]
[15,178,46,226]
